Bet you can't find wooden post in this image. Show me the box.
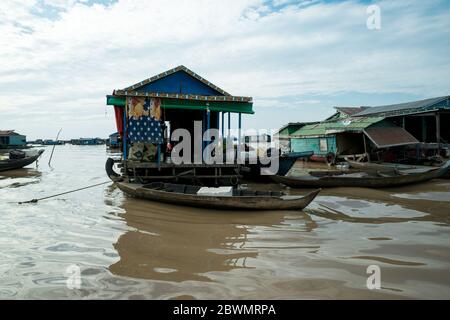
[227,112,231,139]
[206,108,210,163]
[402,116,405,128]
[363,133,371,162]
[436,112,441,154]
[123,106,127,160]
[238,113,242,139]
[157,144,161,170]
[422,117,427,142]
[221,112,224,138]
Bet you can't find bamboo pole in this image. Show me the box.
[48,128,62,166]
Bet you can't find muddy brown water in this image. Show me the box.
[0,145,449,299]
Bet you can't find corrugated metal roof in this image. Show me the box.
[355,96,450,117]
[292,117,384,137]
[335,106,369,115]
[276,122,318,136]
[0,130,20,137]
[364,126,419,148]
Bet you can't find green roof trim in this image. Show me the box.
[106,95,253,114]
[107,95,126,106]
[292,117,385,137]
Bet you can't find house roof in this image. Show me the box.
[110,65,252,103]
[0,130,20,137]
[291,117,385,137]
[355,96,450,117]
[335,106,369,116]
[275,122,317,136]
[121,65,231,96]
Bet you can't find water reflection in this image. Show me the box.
[109,196,315,282]
[1,146,450,299]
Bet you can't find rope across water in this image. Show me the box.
[18,181,111,204]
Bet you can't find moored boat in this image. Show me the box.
[347,160,450,179]
[241,151,314,181]
[0,149,44,172]
[113,181,320,211]
[271,160,450,188]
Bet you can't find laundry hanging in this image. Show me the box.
[127,97,163,144]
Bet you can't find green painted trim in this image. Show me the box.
[107,95,254,114]
[106,96,125,106]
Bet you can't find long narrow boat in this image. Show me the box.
[114,181,320,210]
[271,160,450,188]
[0,150,44,172]
[347,160,450,179]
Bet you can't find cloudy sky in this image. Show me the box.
[1,0,449,140]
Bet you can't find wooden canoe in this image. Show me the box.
[347,160,450,179]
[271,160,450,188]
[114,181,321,211]
[0,150,44,172]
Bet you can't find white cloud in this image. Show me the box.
[0,0,449,138]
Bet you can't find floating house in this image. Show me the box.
[0,130,26,149]
[107,132,122,149]
[43,139,64,145]
[275,122,318,154]
[106,65,254,184]
[70,138,105,145]
[279,96,450,163]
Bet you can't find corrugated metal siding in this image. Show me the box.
[292,117,385,136]
[355,96,450,117]
[291,136,337,156]
[364,126,419,148]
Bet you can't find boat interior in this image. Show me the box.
[307,170,399,178]
[142,182,284,197]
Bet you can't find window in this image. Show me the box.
[319,138,328,152]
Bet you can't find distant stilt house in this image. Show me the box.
[279,96,450,164]
[275,122,318,155]
[107,132,122,149]
[106,65,254,184]
[0,130,27,149]
[71,138,105,145]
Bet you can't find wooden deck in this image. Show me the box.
[120,160,242,185]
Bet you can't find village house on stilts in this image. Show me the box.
[276,96,450,164]
[106,65,254,185]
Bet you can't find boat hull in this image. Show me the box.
[0,151,44,172]
[271,160,450,188]
[115,181,320,211]
[347,160,450,179]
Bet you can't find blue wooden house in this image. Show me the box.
[106,65,254,184]
[0,130,27,149]
[109,132,121,146]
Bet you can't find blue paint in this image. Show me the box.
[137,70,224,96]
[0,134,26,147]
[123,107,127,159]
[157,144,161,167]
[291,136,337,156]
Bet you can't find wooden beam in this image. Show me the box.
[436,112,441,152]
